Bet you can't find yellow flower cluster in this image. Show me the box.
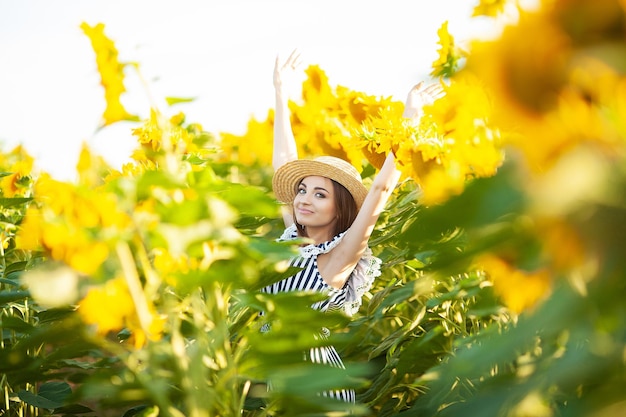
[219,114,274,166]
[475,216,588,313]
[79,277,135,333]
[0,145,34,198]
[219,63,504,205]
[431,21,462,78]
[129,109,211,172]
[463,0,626,313]
[80,22,138,126]
[356,76,504,205]
[463,0,626,171]
[472,0,509,17]
[74,114,238,341]
[78,276,164,348]
[0,145,34,251]
[218,65,397,170]
[152,248,199,287]
[17,173,130,275]
[476,254,552,314]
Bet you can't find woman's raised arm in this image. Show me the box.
[272,50,301,171]
[319,82,443,288]
[272,50,303,226]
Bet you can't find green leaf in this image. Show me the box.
[38,381,72,401]
[57,359,99,370]
[0,277,20,286]
[135,170,180,200]
[5,260,28,275]
[395,326,447,376]
[122,405,151,416]
[18,381,71,409]
[209,182,278,218]
[0,197,32,208]
[0,290,30,304]
[53,403,94,414]
[0,314,34,332]
[165,96,196,106]
[404,164,526,241]
[36,307,76,324]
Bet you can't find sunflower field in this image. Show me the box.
[1,0,625,416]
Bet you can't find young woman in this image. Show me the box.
[262,49,440,403]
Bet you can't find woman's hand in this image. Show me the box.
[403,81,445,123]
[273,49,302,97]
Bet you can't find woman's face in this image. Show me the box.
[293,176,338,232]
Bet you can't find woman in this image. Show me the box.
[262,50,440,403]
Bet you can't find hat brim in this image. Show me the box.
[273,159,368,209]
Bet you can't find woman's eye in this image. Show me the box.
[315,192,325,198]
[298,188,306,194]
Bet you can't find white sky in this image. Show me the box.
[0,0,497,181]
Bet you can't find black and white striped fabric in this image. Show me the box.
[261,223,382,403]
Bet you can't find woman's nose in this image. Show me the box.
[296,191,311,204]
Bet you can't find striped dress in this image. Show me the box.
[261,223,382,403]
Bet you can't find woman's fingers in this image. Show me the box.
[284,48,302,70]
[410,82,445,104]
[274,49,304,93]
[423,83,445,99]
[404,81,446,121]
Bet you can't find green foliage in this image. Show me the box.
[3,5,626,414]
[4,149,624,416]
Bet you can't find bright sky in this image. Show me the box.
[0,0,497,181]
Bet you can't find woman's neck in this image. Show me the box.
[302,226,333,245]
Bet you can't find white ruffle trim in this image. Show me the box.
[278,223,298,242]
[343,247,381,316]
[278,223,381,316]
[298,233,343,258]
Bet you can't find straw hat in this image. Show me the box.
[273,156,368,209]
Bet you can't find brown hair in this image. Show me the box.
[294,179,358,238]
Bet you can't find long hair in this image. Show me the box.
[294,179,358,238]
